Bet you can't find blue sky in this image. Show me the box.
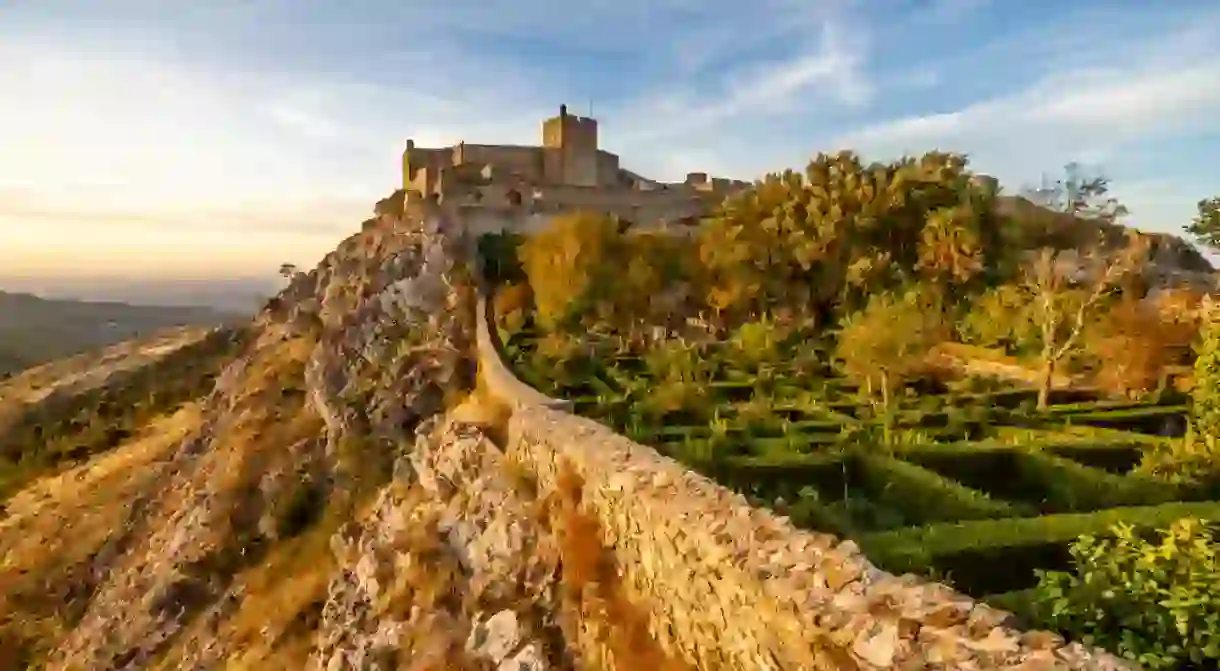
[2,0,1220,282]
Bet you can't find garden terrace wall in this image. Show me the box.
[474,295,1134,670]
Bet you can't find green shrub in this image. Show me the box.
[1029,517,1220,670]
[861,500,1220,596]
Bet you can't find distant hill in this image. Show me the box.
[996,195,1215,273]
[0,291,244,376]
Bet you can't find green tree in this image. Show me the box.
[698,151,1002,326]
[1024,162,1128,223]
[1184,196,1220,254]
[957,284,1041,356]
[835,289,949,443]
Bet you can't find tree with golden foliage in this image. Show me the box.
[697,151,1003,327]
[1086,294,1198,398]
[518,213,625,331]
[835,289,950,443]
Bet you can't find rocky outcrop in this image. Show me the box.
[29,210,484,669]
[316,416,558,670]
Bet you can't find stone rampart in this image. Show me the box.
[473,292,1135,670]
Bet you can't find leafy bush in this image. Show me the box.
[1030,518,1220,670]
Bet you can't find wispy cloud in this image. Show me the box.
[830,23,1220,226]
[3,0,1220,281]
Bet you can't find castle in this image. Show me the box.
[401,105,749,234]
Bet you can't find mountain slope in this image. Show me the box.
[0,211,490,669]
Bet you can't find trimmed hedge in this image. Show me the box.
[652,419,845,441]
[783,496,855,536]
[1008,449,1184,512]
[699,453,848,500]
[852,453,1025,524]
[1040,441,1144,473]
[899,443,1182,512]
[1061,404,1189,435]
[984,588,1038,626]
[860,500,1220,595]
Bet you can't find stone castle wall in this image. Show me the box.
[472,291,1134,670]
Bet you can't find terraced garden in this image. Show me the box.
[494,317,1220,623]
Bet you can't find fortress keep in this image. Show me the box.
[401,105,748,234]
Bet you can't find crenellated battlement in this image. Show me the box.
[401,105,748,232]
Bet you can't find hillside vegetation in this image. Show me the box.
[484,151,1220,670]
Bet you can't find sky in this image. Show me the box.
[3,0,1220,293]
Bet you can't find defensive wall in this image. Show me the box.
[471,284,1134,670]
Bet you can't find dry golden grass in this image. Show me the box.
[151,514,339,671]
[0,404,203,667]
[2,333,325,667]
[452,376,513,448]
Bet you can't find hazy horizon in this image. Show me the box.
[4,0,1220,285]
[0,274,279,312]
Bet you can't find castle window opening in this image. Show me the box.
[507,189,523,206]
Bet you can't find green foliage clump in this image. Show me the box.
[1184,196,1220,254]
[1030,518,1220,670]
[478,231,526,286]
[957,284,1040,355]
[835,289,948,399]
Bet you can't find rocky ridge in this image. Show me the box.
[0,204,1137,670]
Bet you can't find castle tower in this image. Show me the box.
[541,104,600,187]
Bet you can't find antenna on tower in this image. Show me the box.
[588,98,593,117]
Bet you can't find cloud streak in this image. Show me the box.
[3,0,1220,281]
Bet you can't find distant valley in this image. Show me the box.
[0,290,245,376]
